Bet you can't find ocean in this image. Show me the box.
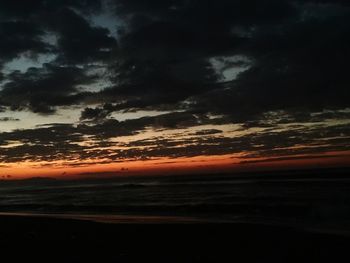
[0,168,349,234]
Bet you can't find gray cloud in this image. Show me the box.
[0,0,349,167]
[0,64,96,113]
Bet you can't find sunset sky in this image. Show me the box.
[0,0,349,179]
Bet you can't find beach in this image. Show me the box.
[1,169,350,262]
[1,213,350,262]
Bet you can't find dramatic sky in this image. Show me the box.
[0,0,349,179]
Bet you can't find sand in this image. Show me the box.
[0,214,349,262]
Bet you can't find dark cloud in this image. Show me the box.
[0,1,104,66]
[239,154,348,165]
[0,0,101,19]
[0,1,116,113]
[2,0,349,119]
[80,106,111,121]
[46,8,117,65]
[1,111,349,165]
[184,5,350,122]
[0,0,349,167]
[119,122,350,160]
[0,63,96,113]
[190,129,223,136]
[107,0,349,119]
[113,0,297,29]
[0,112,193,162]
[0,117,20,122]
[0,20,51,65]
[79,111,210,135]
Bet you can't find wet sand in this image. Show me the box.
[0,212,205,224]
[0,214,349,262]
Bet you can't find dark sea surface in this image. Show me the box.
[0,168,350,234]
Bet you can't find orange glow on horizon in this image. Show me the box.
[1,150,350,180]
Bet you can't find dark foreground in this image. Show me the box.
[1,215,350,262]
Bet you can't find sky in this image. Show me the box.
[0,0,349,179]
